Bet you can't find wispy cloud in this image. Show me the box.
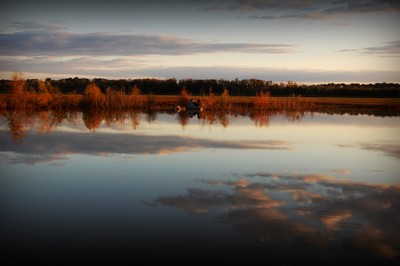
[330,169,352,175]
[2,56,399,82]
[211,0,400,19]
[358,142,400,159]
[0,22,296,56]
[340,39,400,57]
[6,21,68,32]
[361,40,400,57]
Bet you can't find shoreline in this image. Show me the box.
[2,94,400,108]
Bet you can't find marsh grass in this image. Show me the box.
[1,74,399,114]
[253,91,270,110]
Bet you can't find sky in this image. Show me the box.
[0,0,399,83]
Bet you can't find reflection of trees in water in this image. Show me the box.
[4,110,70,143]
[5,110,72,143]
[218,112,229,128]
[37,110,64,134]
[3,108,394,141]
[178,110,230,129]
[200,111,217,127]
[1,109,310,140]
[82,109,149,131]
[177,111,190,128]
[82,110,103,131]
[6,110,26,143]
[195,109,306,128]
[129,111,141,129]
[104,110,126,128]
[145,110,157,124]
[250,111,269,127]
[250,109,308,127]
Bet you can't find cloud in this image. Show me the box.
[0,23,296,56]
[342,227,400,259]
[227,0,322,12]
[6,21,67,32]
[340,39,400,57]
[211,0,399,19]
[155,188,230,214]
[0,56,147,78]
[3,56,399,82]
[338,141,400,159]
[320,210,352,230]
[153,172,400,258]
[361,40,400,57]
[331,169,352,175]
[0,129,294,164]
[358,142,400,159]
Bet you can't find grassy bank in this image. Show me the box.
[2,74,399,111]
[1,94,400,110]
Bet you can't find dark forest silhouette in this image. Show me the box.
[1,73,400,97]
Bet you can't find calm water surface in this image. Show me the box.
[1,110,399,264]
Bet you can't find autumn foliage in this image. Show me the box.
[2,72,399,113]
[83,83,104,109]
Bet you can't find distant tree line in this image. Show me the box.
[1,77,399,97]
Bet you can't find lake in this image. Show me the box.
[1,109,399,264]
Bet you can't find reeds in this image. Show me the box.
[3,74,397,116]
[253,91,270,110]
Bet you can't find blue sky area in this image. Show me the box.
[1,0,399,83]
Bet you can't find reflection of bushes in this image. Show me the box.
[6,110,26,143]
[145,109,158,123]
[4,108,398,142]
[80,109,157,130]
[5,109,67,143]
[82,110,103,131]
[177,111,190,128]
[250,112,269,127]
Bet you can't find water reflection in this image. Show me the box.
[5,110,26,143]
[1,109,400,166]
[338,142,400,159]
[1,108,399,264]
[2,109,80,143]
[2,108,399,142]
[154,173,400,259]
[0,130,293,164]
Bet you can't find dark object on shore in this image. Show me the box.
[174,99,203,112]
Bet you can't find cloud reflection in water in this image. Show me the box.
[338,142,400,160]
[0,130,293,164]
[154,173,400,259]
